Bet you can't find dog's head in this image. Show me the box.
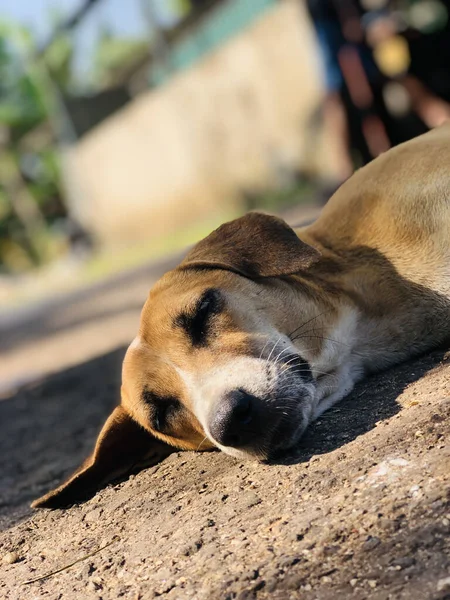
[33,213,324,509]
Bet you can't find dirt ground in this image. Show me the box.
[1,214,450,599]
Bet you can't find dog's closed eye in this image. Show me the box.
[142,390,180,432]
[175,288,223,347]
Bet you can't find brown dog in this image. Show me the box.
[33,124,450,509]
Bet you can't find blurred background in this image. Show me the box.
[1,0,450,392]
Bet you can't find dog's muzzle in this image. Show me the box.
[209,389,264,448]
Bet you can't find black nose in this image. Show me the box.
[209,389,259,448]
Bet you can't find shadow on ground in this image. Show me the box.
[276,347,450,465]
[1,339,447,531]
[0,347,125,527]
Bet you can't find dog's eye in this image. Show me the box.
[191,289,221,344]
[175,288,222,347]
[142,390,179,433]
[154,402,171,432]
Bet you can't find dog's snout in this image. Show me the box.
[209,389,258,448]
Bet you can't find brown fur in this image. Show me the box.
[33,124,450,509]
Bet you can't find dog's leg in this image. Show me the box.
[312,363,357,421]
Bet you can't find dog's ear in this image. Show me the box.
[31,406,173,509]
[181,212,320,278]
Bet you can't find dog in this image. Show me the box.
[33,124,450,509]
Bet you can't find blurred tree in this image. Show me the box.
[44,33,75,92]
[92,26,149,89]
[0,22,74,273]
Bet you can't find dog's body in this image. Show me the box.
[33,124,450,509]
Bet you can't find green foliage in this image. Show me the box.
[92,28,149,88]
[0,21,69,273]
[44,34,75,90]
[0,34,46,137]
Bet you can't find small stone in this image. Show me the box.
[442,518,449,527]
[414,430,423,437]
[245,493,262,508]
[323,544,341,556]
[392,557,415,569]
[368,580,377,588]
[430,413,444,422]
[87,580,102,592]
[389,458,409,467]
[437,577,450,592]
[3,551,19,564]
[84,508,103,523]
[350,578,358,587]
[362,536,381,551]
[303,583,312,591]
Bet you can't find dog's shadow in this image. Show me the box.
[270,347,449,466]
[1,341,447,522]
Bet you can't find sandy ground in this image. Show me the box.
[1,208,450,600]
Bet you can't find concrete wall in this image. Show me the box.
[64,0,328,244]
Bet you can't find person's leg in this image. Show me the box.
[323,90,354,182]
[402,75,450,129]
[311,15,355,182]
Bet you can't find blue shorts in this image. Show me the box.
[314,20,345,91]
[313,20,378,92]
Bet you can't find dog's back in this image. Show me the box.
[298,125,450,370]
[303,123,450,297]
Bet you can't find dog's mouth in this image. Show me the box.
[205,352,316,460]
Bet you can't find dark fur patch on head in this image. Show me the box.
[174,288,223,347]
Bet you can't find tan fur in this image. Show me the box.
[33,124,450,509]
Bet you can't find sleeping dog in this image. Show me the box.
[33,124,450,508]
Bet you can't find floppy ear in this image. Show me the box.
[32,406,174,509]
[181,212,320,278]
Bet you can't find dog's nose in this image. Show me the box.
[209,389,258,447]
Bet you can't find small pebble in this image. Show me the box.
[363,536,381,551]
[3,551,19,565]
[245,492,262,508]
[368,580,377,589]
[389,458,409,467]
[350,579,358,587]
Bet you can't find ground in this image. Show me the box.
[1,215,450,599]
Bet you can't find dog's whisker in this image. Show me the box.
[291,332,368,360]
[292,333,354,349]
[196,436,209,451]
[272,346,294,367]
[286,308,333,340]
[280,355,308,368]
[275,354,329,375]
[258,336,274,361]
[266,335,285,363]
